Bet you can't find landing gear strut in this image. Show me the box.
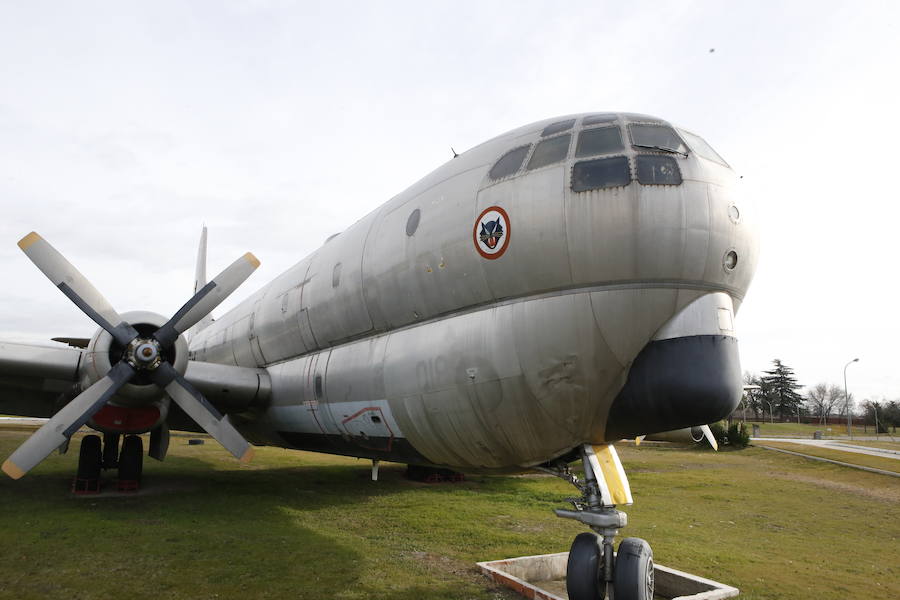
[543,444,653,600]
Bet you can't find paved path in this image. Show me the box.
[752,437,900,460]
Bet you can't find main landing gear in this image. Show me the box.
[72,433,144,493]
[542,444,654,600]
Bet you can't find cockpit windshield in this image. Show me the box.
[677,129,729,166]
[628,124,688,155]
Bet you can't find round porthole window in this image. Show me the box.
[723,250,738,271]
[728,204,741,224]
[406,208,421,236]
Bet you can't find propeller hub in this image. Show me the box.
[126,338,163,371]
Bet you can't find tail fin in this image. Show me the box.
[187,225,214,338]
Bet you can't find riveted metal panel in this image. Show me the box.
[590,288,683,368]
[362,167,493,329]
[303,213,377,346]
[635,184,687,280]
[680,180,712,281]
[253,260,315,364]
[511,292,622,443]
[228,314,254,367]
[566,179,640,284]
[475,166,573,300]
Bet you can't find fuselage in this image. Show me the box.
[189,112,758,471]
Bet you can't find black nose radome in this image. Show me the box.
[604,335,742,440]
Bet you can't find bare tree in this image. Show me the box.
[743,371,763,419]
[805,383,844,425]
[806,383,829,424]
[835,390,854,419]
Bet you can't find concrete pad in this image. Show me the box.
[478,551,739,600]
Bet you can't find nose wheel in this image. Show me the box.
[542,444,654,600]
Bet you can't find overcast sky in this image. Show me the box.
[1,1,898,403]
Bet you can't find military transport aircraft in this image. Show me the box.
[0,112,757,600]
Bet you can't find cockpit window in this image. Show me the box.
[527,134,571,170]
[677,129,729,166]
[582,113,617,126]
[628,124,688,155]
[489,145,530,180]
[571,156,632,192]
[575,127,624,158]
[635,155,683,185]
[541,119,576,137]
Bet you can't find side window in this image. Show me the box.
[489,145,530,180]
[677,129,729,166]
[526,134,571,170]
[635,155,683,185]
[541,119,576,137]
[571,157,632,191]
[332,262,342,288]
[576,127,624,157]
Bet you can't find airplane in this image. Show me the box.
[0,111,757,600]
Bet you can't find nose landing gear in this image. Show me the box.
[543,444,653,600]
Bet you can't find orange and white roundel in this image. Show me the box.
[473,206,511,259]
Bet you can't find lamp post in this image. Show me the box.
[844,358,859,438]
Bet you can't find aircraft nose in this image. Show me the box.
[603,293,742,440]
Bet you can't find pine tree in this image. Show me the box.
[761,359,804,421]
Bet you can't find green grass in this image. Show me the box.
[746,421,876,438]
[755,441,900,473]
[836,440,900,451]
[1,429,899,600]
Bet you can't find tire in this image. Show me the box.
[102,432,120,469]
[76,435,102,480]
[566,532,604,600]
[613,537,654,600]
[118,435,144,482]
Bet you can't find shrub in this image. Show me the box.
[727,421,751,448]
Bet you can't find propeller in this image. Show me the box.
[700,424,718,451]
[2,232,259,480]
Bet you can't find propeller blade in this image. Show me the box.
[2,361,135,479]
[152,363,253,462]
[18,232,138,346]
[154,252,259,347]
[700,424,718,451]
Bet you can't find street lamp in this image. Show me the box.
[844,358,859,438]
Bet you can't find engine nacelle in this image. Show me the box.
[644,427,705,444]
[80,310,188,432]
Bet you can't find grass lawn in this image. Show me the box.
[835,440,900,451]
[0,428,898,600]
[747,421,870,438]
[754,441,900,474]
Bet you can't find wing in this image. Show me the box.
[0,339,270,430]
[0,340,82,420]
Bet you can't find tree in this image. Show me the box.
[834,390,855,420]
[805,383,844,425]
[761,359,804,421]
[742,371,764,420]
[863,400,890,434]
[883,401,899,432]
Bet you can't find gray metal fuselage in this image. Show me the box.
[190,112,758,471]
